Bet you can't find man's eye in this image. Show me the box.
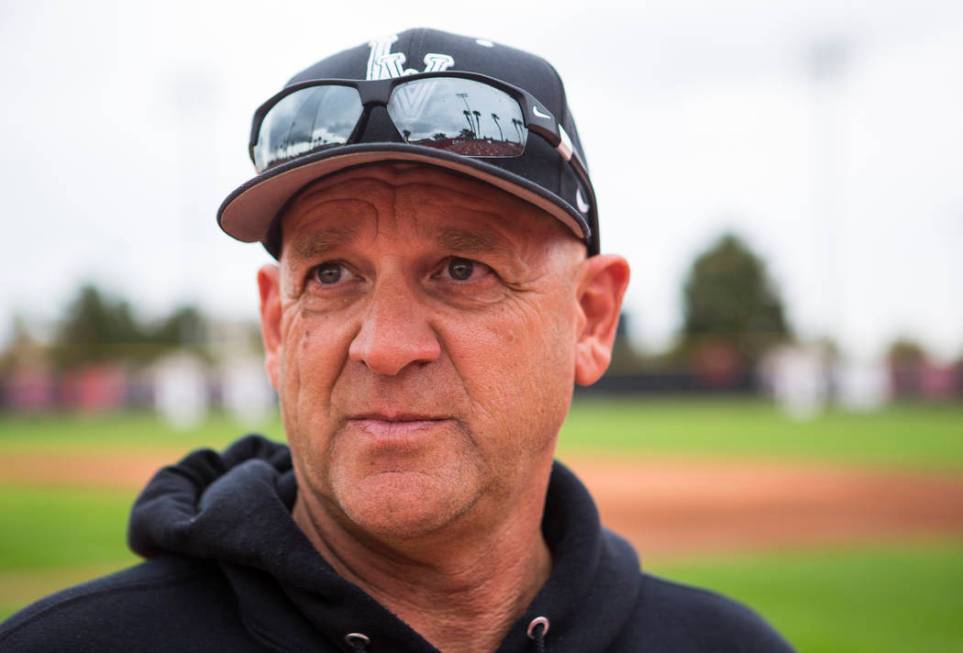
[311,262,345,285]
[444,257,493,282]
[447,257,475,281]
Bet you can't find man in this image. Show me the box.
[0,28,794,652]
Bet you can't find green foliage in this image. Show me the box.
[48,283,210,369]
[52,284,145,368]
[886,337,927,365]
[0,316,38,374]
[654,542,963,653]
[151,305,207,348]
[679,233,790,367]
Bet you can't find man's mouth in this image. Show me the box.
[347,413,452,438]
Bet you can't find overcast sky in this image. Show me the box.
[2,0,962,361]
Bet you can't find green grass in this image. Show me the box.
[1,399,962,647]
[653,542,963,653]
[0,399,961,470]
[1,483,960,653]
[0,411,282,455]
[559,398,963,470]
[0,484,138,620]
[0,485,136,571]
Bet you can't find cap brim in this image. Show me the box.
[217,143,589,254]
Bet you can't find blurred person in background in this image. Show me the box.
[0,28,793,652]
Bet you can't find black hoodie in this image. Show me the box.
[0,435,794,652]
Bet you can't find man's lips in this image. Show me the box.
[347,413,452,438]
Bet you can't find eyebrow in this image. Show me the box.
[291,226,359,261]
[436,227,505,254]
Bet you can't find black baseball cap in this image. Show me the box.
[217,27,599,257]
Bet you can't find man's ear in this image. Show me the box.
[574,254,631,386]
[257,264,282,390]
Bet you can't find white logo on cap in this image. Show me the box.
[366,35,454,80]
[576,188,590,213]
[366,35,456,120]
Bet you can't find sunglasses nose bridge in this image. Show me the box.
[351,79,402,144]
[357,78,394,107]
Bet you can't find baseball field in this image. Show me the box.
[1,398,961,652]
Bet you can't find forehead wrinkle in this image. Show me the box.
[295,175,401,203]
[400,180,526,214]
[400,184,537,245]
[414,201,550,264]
[282,168,570,263]
[285,198,374,261]
[399,181,559,243]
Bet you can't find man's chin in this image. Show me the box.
[334,468,478,541]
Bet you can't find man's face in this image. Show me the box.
[258,163,590,541]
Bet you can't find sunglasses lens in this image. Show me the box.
[254,85,363,172]
[387,78,527,157]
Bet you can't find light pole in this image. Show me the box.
[457,92,476,135]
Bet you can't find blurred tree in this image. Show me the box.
[606,312,648,375]
[886,336,927,399]
[52,284,146,368]
[0,315,41,373]
[678,233,791,371]
[150,304,212,363]
[153,305,207,347]
[886,338,927,366]
[50,285,212,368]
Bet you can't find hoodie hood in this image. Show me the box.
[128,435,642,652]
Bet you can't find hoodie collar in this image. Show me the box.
[129,435,641,652]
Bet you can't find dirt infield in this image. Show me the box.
[0,450,169,492]
[564,457,963,558]
[3,450,963,558]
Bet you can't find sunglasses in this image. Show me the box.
[248,70,595,222]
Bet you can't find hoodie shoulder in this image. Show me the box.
[621,572,796,652]
[0,556,260,652]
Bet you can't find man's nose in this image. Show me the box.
[348,278,442,376]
